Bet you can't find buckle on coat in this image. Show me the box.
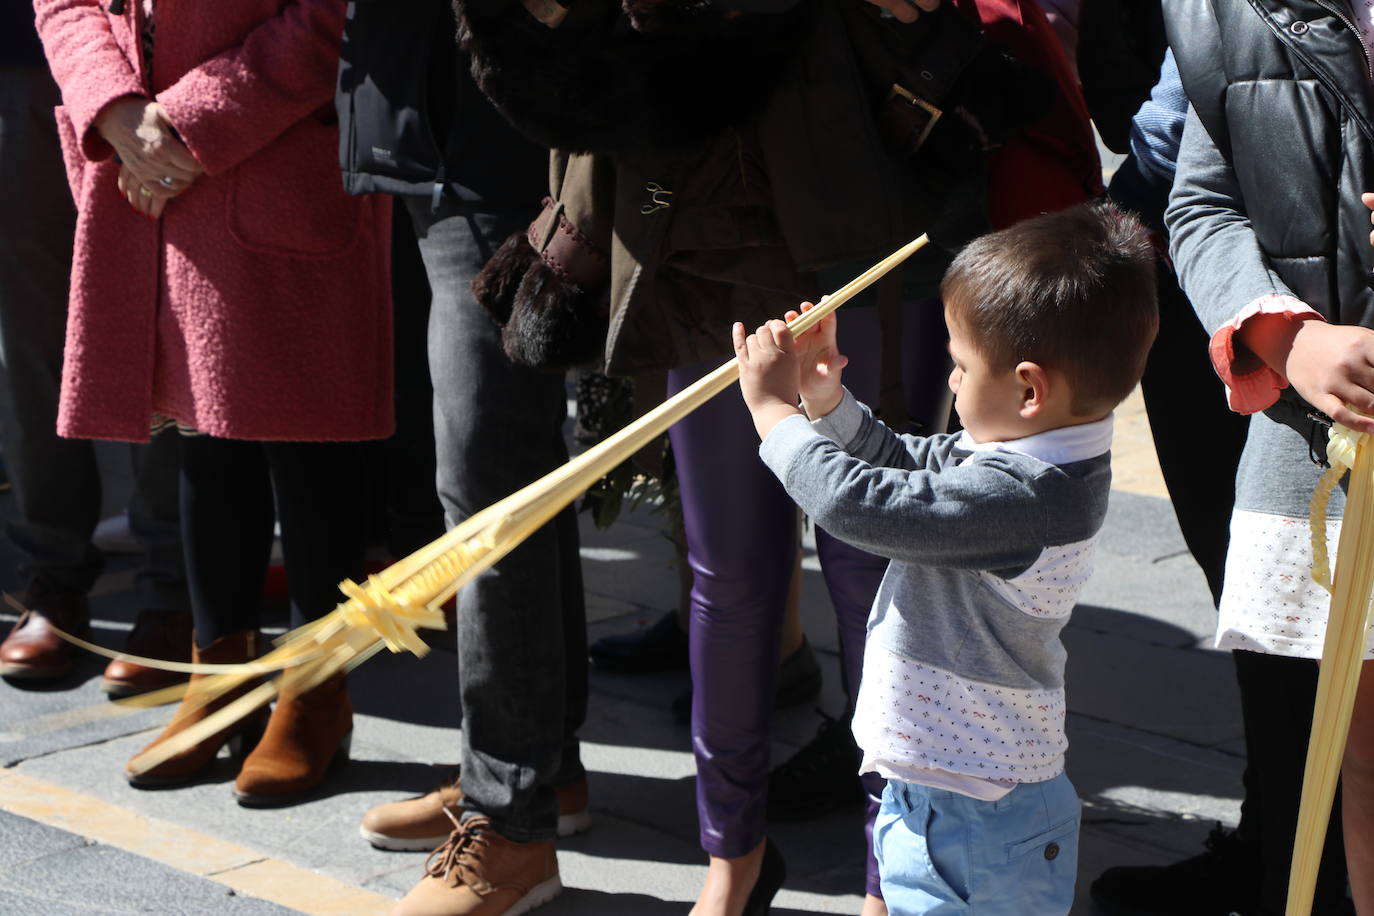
[640,182,674,216]
[1308,409,1334,468]
[883,84,944,154]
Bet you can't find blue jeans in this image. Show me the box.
[406,195,587,843]
[875,774,1080,915]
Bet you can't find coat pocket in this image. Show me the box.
[227,119,362,258]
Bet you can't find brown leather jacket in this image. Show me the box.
[464,0,1001,373]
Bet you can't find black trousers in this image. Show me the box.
[180,436,368,647]
[1140,250,1348,912]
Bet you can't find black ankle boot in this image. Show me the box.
[589,610,688,673]
[1090,824,1259,915]
[766,712,865,821]
[673,638,823,723]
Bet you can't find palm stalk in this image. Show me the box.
[126,233,930,774]
[1287,424,1374,915]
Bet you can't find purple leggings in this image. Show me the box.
[669,299,949,896]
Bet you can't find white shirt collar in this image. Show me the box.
[954,413,1114,466]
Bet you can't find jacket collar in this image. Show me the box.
[1247,0,1374,140]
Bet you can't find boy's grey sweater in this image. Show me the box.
[760,391,1111,783]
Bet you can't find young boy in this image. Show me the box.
[733,201,1159,915]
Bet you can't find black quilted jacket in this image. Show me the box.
[1166,0,1374,329]
[335,0,546,209]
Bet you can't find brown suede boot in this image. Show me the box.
[125,631,267,788]
[390,816,561,916]
[233,670,352,807]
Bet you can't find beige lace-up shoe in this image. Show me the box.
[388,816,561,916]
[361,773,590,851]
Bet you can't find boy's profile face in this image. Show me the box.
[945,309,1033,443]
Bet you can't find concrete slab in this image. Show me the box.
[0,810,298,916]
[0,656,169,767]
[1063,626,1243,750]
[1080,493,1219,647]
[577,507,680,627]
[1069,716,1243,823]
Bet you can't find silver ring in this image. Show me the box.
[159,176,176,188]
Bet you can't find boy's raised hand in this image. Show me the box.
[734,319,805,440]
[785,301,849,420]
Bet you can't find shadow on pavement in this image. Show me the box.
[292,757,454,802]
[546,888,839,916]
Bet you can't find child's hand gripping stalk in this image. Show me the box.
[734,304,851,440]
[734,318,805,440]
[786,301,849,420]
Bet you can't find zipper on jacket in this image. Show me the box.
[1313,0,1373,84]
[430,164,446,214]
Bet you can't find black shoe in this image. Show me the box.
[1090,824,1259,915]
[766,711,865,821]
[672,637,823,723]
[590,610,689,673]
[743,839,786,916]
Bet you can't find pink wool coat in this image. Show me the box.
[35,0,393,442]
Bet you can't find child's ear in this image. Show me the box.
[1015,361,1052,418]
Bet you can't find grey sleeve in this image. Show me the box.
[1165,105,1296,334]
[760,415,1047,570]
[808,390,959,473]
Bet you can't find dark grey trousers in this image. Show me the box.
[0,65,184,609]
[406,195,587,843]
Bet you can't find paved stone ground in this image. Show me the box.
[0,397,1257,915]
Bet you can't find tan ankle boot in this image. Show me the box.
[390,816,561,916]
[361,774,591,851]
[233,670,352,807]
[125,631,267,788]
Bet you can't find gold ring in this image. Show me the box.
[139,187,152,197]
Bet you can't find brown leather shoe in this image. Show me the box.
[390,816,561,916]
[126,631,267,788]
[101,609,193,697]
[233,670,352,807]
[361,773,591,851]
[0,581,89,681]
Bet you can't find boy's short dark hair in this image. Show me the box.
[941,201,1159,416]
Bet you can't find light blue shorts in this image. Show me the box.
[874,772,1080,915]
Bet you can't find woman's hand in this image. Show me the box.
[96,96,202,198]
[733,319,805,440]
[117,163,169,219]
[784,302,848,420]
[1241,313,1374,435]
[1286,321,1374,434]
[1224,191,1374,433]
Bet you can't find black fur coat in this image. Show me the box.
[453,0,809,153]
